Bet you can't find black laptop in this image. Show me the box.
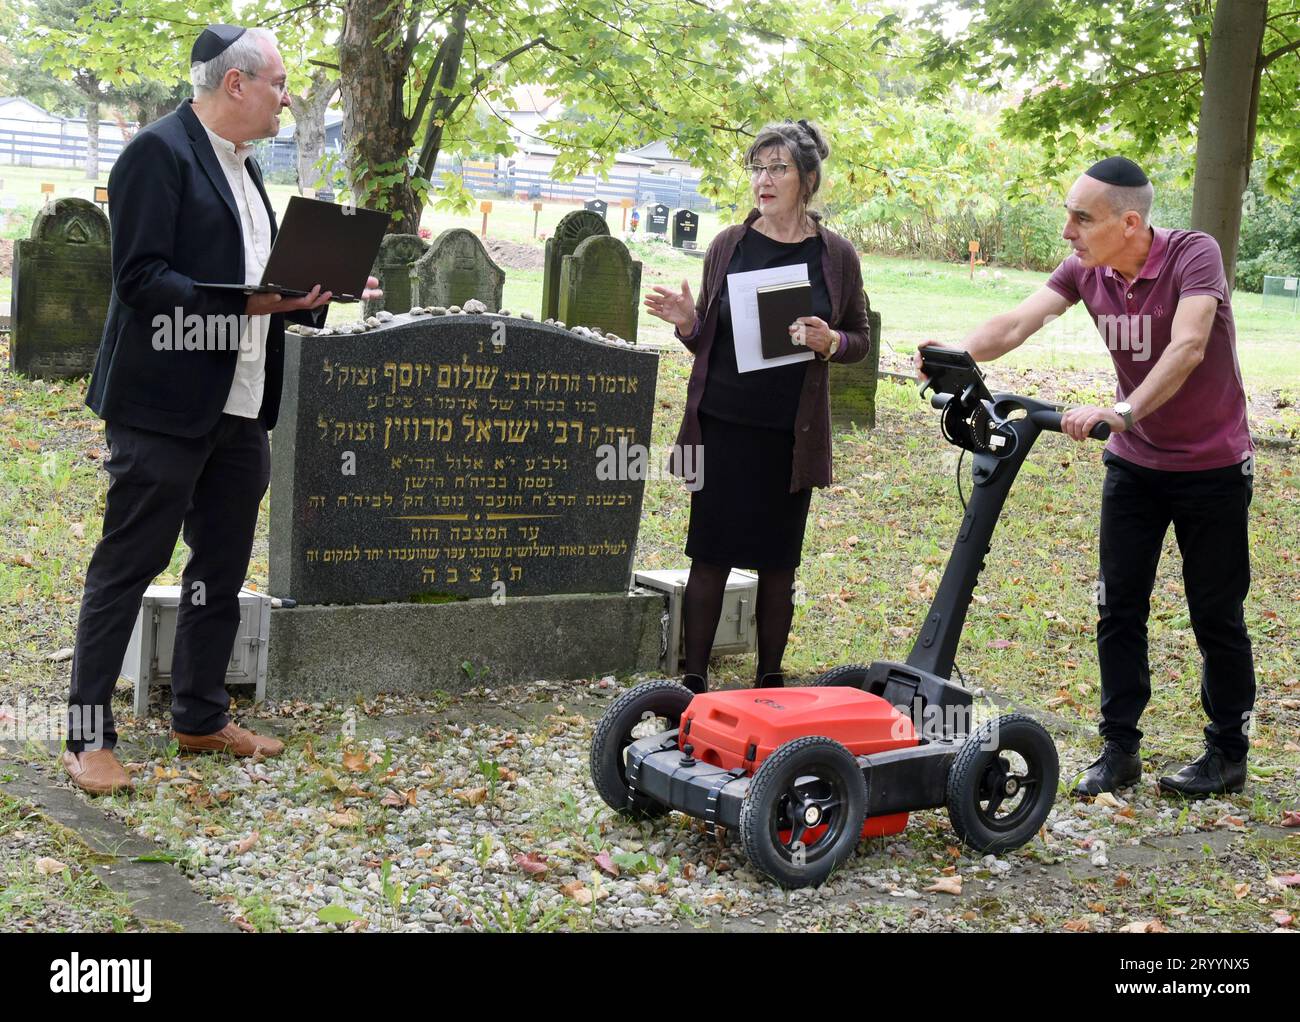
[198,196,389,302]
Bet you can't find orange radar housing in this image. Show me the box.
[679,687,918,838]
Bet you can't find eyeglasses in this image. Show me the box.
[239,69,289,97]
[747,162,791,181]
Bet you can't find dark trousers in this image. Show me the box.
[66,415,270,752]
[1097,452,1255,759]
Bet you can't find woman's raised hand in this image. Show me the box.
[644,279,697,335]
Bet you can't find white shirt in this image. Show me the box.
[200,121,272,419]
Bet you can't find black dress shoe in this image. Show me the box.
[755,671,785,688]
[1072,742,1142,797]
[681,674,708,694]
[1158,747,1247,797]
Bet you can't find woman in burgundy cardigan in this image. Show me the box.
[645,119,872,692]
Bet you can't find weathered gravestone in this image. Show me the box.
[645,203,669,235]
[270,313,658,604]
[413,228,505,310]
[541,210,609,321]
[828,295,882,432]
[583,198,608,219]
[10,197,111,379]
[363,233,428,317]
[557,235,642,343]
[672,208,699,249]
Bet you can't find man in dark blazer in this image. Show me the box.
[64,25,378,794]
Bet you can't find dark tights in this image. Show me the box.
[682,560,796,691]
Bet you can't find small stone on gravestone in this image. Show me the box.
[463,298,487,314]
[412,228,505,312]
[557,234,642,344]
[541,210,610,321]
[10,197,111,379]
[363,234,429,317]
[671,209,699,249]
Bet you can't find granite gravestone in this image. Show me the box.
[828,296,882,432]
[557,235,642,343]
[672,209,699,249]
[583,198,608,219]
[363,233,429,317]
[413,228,505,310]
[270,314,659,604]
[10,197,111,379]
[541,210,609,321]
[645,203,669,236]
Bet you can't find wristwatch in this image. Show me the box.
[821,332,840,361]
[1113,401,1134,430]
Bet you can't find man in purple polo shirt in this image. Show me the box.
[917,156,1255,798]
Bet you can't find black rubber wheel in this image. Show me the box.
[811,663,873,689]
[739,736,867,888]
[946,712,1058,853]
[590,680,693,818]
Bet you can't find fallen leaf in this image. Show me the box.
[1271,910,1293,927]
[455,786,488,806]
[1114,872,1132,889]
[379,789,405,808]
[45,646,74,663]
[1118,919,1167,933]
[1233,882,1250,899]
[325,809,360,828]
[1280,810,1300,828]
[594,851,619,877]
[68,523,85,540]
[513,852,548,875]
[946,845,961,858]
[231,915,256,933]
[1088,901,1107,914]
[925,875,962,895]
[404,787,419,806]
[1093,791,1124,809]
[560,879,592,904]
[35,857,68,875]
[987,639,1014,649]
[1062,918,1092,932]
[1213,814,1246,831]
[1272,873,1300,887]
[341,750,368,773]
[1116,805,1136,819]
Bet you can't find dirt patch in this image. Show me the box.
[485,238,545,272]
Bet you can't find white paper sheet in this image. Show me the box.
[726,265,817,373]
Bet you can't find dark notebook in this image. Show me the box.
[756,280,813,359]
[197,196,389,302]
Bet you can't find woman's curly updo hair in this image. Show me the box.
[745,119,831,212]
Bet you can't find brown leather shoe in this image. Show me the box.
[62,749,133,796]
[171,722,284,758]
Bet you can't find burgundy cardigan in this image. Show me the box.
[671,208,872,492]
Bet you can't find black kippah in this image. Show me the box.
[191,24,246,64]
[1085,156,1149,187]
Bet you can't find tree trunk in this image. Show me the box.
[1189,0,1268,291]
[84,97,99,180]
[339,0,421,233]
[292,71,338,195]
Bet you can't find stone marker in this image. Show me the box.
[829,296,882,432]
[645,202,669,235]
[362,233,428,317]
[10,197,111,379]
[270,313,658,604]
[672,208,699,249]
[540,209,609,321]
[557,235,642,343]
[413,228,505,311]
[584,198,608,219]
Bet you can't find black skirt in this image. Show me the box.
[685,413,813,570]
